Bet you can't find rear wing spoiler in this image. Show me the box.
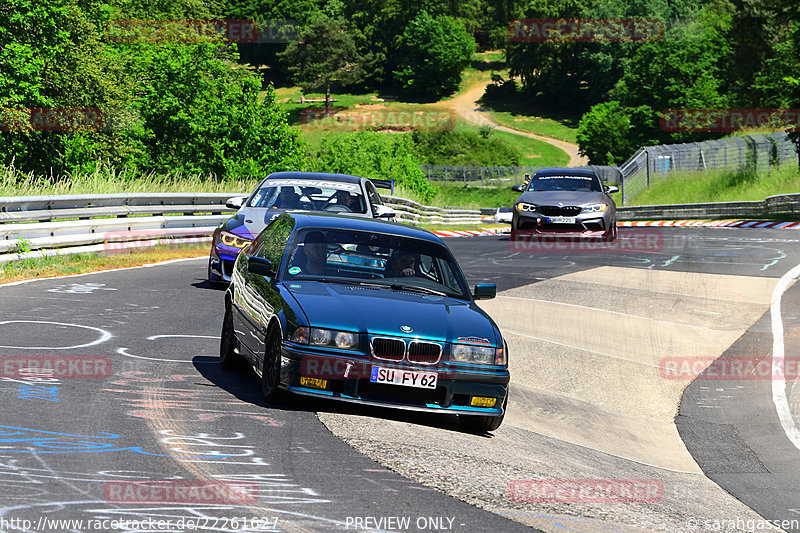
[371,179,394,195]
[371,179,393,190]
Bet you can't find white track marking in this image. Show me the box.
[770,263,800,450]
[147,335,220,340]
[0,321,112,350]
[116,347,214,363]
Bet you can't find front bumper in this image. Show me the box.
[209,250,238,282]
[278,345,510,416]
[512,211,614,237]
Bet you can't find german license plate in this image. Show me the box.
[547,216,576,224]
[370,366,437,389]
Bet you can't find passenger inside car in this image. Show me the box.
[274,187,300,209]
[385,252,416,278]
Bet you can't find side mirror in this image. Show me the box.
[373,204,396,218]
[605,185,619,194]
[511,185,524,193]
[226,196,246,209]
[248,256,275,278]
[473,283,496,300]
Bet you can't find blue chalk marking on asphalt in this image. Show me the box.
[662,255,680,267]
[0,425,225,458]
[17,384,59,402]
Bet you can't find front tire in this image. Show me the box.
[603,220,618,242]
[219,304,241,370]
[261,328,284,403]
[459,394,507,433]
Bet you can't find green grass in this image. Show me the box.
[460,123,569,167]
[627,163,800,206]
[0,243,208,284]
[485,110,579,144]
[0,164,252,196]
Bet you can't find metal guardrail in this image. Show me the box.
[0,193,481,263]
[420,165,620,186]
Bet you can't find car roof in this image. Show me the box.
[533,168,598,178]
[286,213,445,244]
[262,171,364,185]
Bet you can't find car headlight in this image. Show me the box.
[515,202,537,213]
[219,230,252,249]
[291,327,359,350]
[450,344,505,365]
[582,203,608,213]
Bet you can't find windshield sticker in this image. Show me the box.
[457,336,492,346]
[536,176,592,180]
[288,266,301,275]
[266,179,360,191]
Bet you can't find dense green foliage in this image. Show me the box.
[311,131,436,202]
[0,0,304,177]
[4,0,800,178]
[392,12,475,99]
[412,128,521,166]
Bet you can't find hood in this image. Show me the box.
[519,190,606,206]
[283,282,500,346]
[223,207,283,240]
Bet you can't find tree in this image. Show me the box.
[576,101,631,164]
[278,12,366,116]
[392,11,476,99]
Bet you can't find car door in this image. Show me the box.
[232,216,294,361]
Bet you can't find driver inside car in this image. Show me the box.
[329,190,358,211]
[385,252,416,278]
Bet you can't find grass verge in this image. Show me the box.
[1,165,251,197]
[0,244,208,284]
[627,163,800,206]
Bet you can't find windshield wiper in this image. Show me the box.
[389,284,447,297]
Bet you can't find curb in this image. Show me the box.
[620,220,800,229]
[431,227,508,238]
[434,220,800,238]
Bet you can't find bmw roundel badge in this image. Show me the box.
[400,325,413,333]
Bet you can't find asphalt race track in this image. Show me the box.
[1,226,799,533]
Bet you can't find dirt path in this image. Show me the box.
[442,81,589,167]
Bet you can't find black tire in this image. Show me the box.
[261,328,284,403]
[219,304,241,370]
[459,394,507,433]
[602,221,618,242]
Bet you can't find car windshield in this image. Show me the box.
[248,179,367,214]
[283,228,470,300]
[528,175,602,192]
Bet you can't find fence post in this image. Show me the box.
[646,149,650,188]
